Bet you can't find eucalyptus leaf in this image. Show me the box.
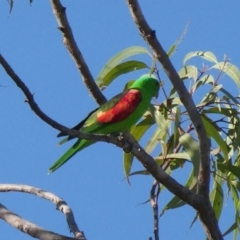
[96,46,151,88]
[123,116,155,182]
[211,62,240,87]
[183,51,218,65]
[96,60,148,90]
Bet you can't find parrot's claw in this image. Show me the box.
[110,132,132,153]
[111,132,123,138]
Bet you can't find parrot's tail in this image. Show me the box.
[48,139,94,173]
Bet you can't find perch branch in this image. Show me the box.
[0,184,85,239]
[0,48,223,238]
[0,53,203,210]
[50,0,106,105]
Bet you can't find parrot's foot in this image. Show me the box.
[123,143,132,153]
[111,132,122,138]
[110,132,132,153]
[118,132,133,153]
[110,132,133,153]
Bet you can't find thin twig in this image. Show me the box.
[50,0,106,105]
[150,180,160,240]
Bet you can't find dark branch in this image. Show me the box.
[0,53,107,143]
[126,0,210,198]
[125,1,223,239]
[50,0,107,105]
[0,53,204,210]
[150,180,159,240]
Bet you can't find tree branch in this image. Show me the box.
[50,0,106,105]
[150,180,159,240]
[0,53,106,144]
[0,184,85,239]
[126,0,210,198]
[125,1,223,239]
[0,53,202,210]
[0,202,82,240]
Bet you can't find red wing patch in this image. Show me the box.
[97,89,141,123]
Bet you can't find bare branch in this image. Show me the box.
[125,1,223,239]
[0,53,107,143]
[0,202,83,240]
[150,180,159,240]
[50,0,106,105]
[0,184,85,239]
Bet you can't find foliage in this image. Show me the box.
[5,1,240,238]
[97,46,240,239]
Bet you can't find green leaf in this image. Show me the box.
[232,120,240,152]
[96,46,151,88]
[220,88,240,105]
[160,133,200,216]
[160,197,186,217]
[167,44,177,57]
[128,170,149,177]
[209,180,224,220]
[203,107,238,117]
[96,60,149,90]
[123,116,154,182]
[222,183,239,239]
[183,51,218,65]
[167,19,190,58]
[148,105,170,140]
[211,62,240,87]
[224,165,240,180]
[174,107,181,148]
[145,128,161,154]
[222,221,238,238]
[201,115,229,161]
[191,74,214,94]
[198,92,217,107]
[178,65,198,81]
[189,214,198,229]
[179,133,200,187]
[160,181,197,216]
[155,152,190,162]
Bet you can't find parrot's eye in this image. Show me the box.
[155,81,160,87]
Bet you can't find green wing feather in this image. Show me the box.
[57,91,127,143]
[49,74,160,173]
[49,91,129,173]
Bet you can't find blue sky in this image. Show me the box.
[0,1,240,239]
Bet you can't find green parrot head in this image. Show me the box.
[130,74,160,99]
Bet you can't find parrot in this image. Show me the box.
[49,74,160,173]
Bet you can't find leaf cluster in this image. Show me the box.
[97,46,240,239]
